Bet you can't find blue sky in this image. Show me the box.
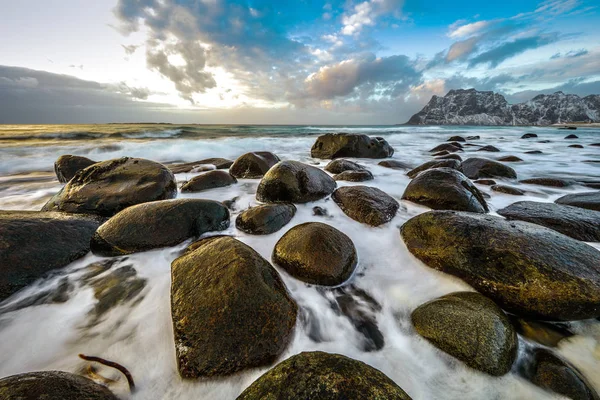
[0,0,598,124]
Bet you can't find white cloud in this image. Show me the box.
[341,0,404,36]
[447,21,490,39]
[0,76,39,88]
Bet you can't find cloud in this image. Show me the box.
[341,0,404,36]
[468,34,558,67]
[446,36,481,62]
[448,21,490,39]
[122,44,139,55]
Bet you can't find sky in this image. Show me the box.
[0,0,599,124]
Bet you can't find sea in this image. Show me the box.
[0,124,599,399]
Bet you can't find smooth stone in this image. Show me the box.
[432,150,450,156]
[169,158,233,174]
[229,152,279,179]
[565,134,579,139]
[311,133,394,159]
[491,185,525,195]
[236,204,296,235]
[324,159,364,174]
[519,178,574,187]
[313,206,328,216]
[334,170,374,182]
[0,371,118,399]
[332,185,399,226]
[447,135,466,142]
[435,153,463,161]
[379,160,412,170]
[556,191,600,211]
[273,222,357,286]
[406,159,460,179]
[477,145,501,152]
[181,170,237,192]
[569,144,584,148]
[466,135,480,140]
[498,155,523,162]
[510,317,573,347]
[521,133,538,139]
[54,155,96,183]
[525,150,543,154]
[474,179,496,185]
[460,158,517,179]
[429,143,462,153]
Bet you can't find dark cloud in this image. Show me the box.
[468,34,558,68]
[121,44,139,55]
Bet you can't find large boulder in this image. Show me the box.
[54,155,96,183]
[333,170,374,182]
[412,292,518,376]
[180,170,237,192]
[273,222,357,286]
[236,204,296,235]
[256,161,336,203]
[556,191,600,212]
[0,211,101,302]
[324,159,364,174]
[400,211,600,320]
[171,236,297,377]
[169,158,233,174]
[460,158,517,179]
[0,371,118,399]
[332,186,399,226]
[229,152,280,179]
[406,160,460,179]
[42,157,177,217]
[429,143,462,153]
[498,201,600,242]
[237,351,412,399]
[520,178,574,187]
[379,160,412,170]
[311,133,394,159]
[91,199,230,256]
[402,168,488,213]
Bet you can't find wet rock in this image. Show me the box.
[406,160,460,179]
[0,371,118,399]
[324,159,364,174]
[313,206,328,216]
[565,134,579,139]
[54,155,96,183]
[171,236,297,377]
[448,135,466,142]
[556,191,600,212]
[432,150,450,156]
[466,135,480,140]
[498,155,523,162]
[88,265,147,321]
[0,277,73,314]
[412,292,518,376]
[256,161,336,203]
[42,157,177,217]
[229,152,280,179]
[237,351,411,400]
[474,179,496,185]
[378,160,412,170]
[91,199,230,256]
[436,153,463,161]
[569,144,584,148]
[402,168,488,213]
[498,201,600,241]
[591,143,600,147]
[311,133,394,159]
[332,186,399,226]
[521,133,538,139]
[334,170,374,182]
[0,211,100,302]
[477,145,501,152]
[236,204,296,235]
[519,178,574,187]
[400,211,600,320]
[429,143,462,153]
[460,157,517,179]
[223,197,238,211]
[169,158,233,174]
[180,170,237,192]
[273,222,357,286]
[525,150,543,154]
[448,141,465,148]
[538,140,552,144]
[510,317,573,347]
[491,185,525,196]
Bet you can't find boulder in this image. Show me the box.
[236,204,296,235]
[477,145,501,152]
[412,292,517,376]
[311,133,394,159]
[379,160,412,170]
[497,201,600,241]
[447,135,466,142]
[521,133,538,139]
[332,186,399,226]
[229,152,280,179]
[556,191,600,211]
[497,155,523,162]
[474,179,496,185]
[54,155,96,183]
[525,150,543,154]
[334,170,374,182]
[0,211,101,302]
[519,178,574,187]
[171,236,297,377]
[0,371,118,399]
[273,222,357,286]
[256,161,336,203]
[169,158,233,174]
[565,134,579,139]
[42,157,177,217]
[237,351,412,400]
[91,199,230,256]
[432,150,450,156]
[436,154,463,161]
[466,135,480,140]
[460,158,517,179]
[429,143,462,153]
[400,211,600,320]
[402,168,488,213]
[324,159,364,174]
[406,160,460,179]
[491,185,525,196]
[181,170,237,192]
[510,318,573,347]
[569,144,584,148]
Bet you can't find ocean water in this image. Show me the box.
[0,124,599,399]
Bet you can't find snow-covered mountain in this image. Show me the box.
[407,89,600,125]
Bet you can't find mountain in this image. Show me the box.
[407,89,600,125]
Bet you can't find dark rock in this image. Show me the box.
[448,136,466,142]
[477,145,501,152]
[0,277,73,313]
[432,150,450,156]
[273,222,357,286]
[91,199,230,256]
[0,371,118,399]
[324,159,364,174]
[510,317,573,347]
[42,157,177,217]
[498,201,600,241]
[525,150,543,154]
[169,158,233,174]
[466,135,480,140]
[498,155,523,162]
[54,155,96,183]
[229,152,279,179]
[565,134,579,139]
[460,158,517,179]
[569,144,584,148]
[521,133,538,139]
[435,153,463,161]
[88,265,146,322]
[400,211,600,320]
[171,236,297,377]
[313,206,328,216]
[475,179,496,185]
[556,191,600,211]
[406,160,460,179]
[591,143,600,147]
[332,186,399,226]
[181,170,237,192]
[378,160,412,170]
[402,168,488,213]
[256,161,336,203]
[237,351,411,400]
[334,170,374,182]
[491,185,525,196]
[236,204,296,235]
[0,211,100,302]
[538,140,552,143]
[519,178,574,187]
[429,143,462,153]
[412,292,518,376]
[311,133,394,159]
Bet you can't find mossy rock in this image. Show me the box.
[236,204,296,235]
[460,158,517,179]
[168,158,233,174]
[406,160,460,179]
[324,159,364,174]
[230,152,280,179]
[181,170,237,192]
[237,351,412,400]
[332,185,399,226]
[0,371,118,399]
[555,191,600,211]
[54,155,96,183]
[311,133,394,159]
[491,185,525,196]
[334,170,374,182]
